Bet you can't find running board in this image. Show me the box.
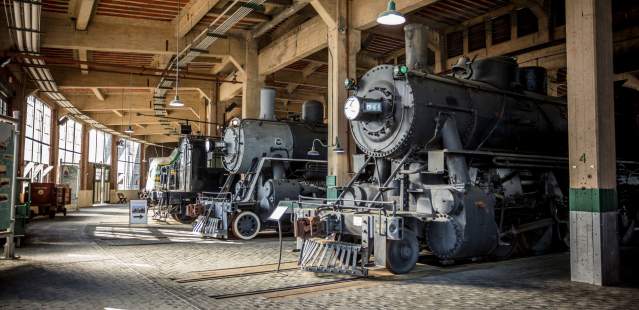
[298,238,368,276]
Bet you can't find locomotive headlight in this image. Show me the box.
[344,96,385,121]
[344,96,361,120]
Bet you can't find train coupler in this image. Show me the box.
[298,238,368,277]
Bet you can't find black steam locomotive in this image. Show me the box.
[192,88,328,240]
[148,134,227,223]
[293,24,639,275]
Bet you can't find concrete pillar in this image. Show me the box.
[242,35,263,119]
[322,0,361,186]
[566,0,618,286]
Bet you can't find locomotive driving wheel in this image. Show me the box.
[230,211,261,240]
[386,230,419,274]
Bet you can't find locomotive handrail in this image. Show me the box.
[242,157,328,203]
[443,149,639,166]
[297,195,396,205]
[294,199,395,214]
[198,191,233,200]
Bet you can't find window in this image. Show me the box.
[468,22,486,52]
[446,31,464,58]
[58,118,82,164]
[517,8,538,37]
[491,14,512,45]
[88,129,112,164]
[117,139,140,190]
[0,96,8,116]
[24,96,51,165]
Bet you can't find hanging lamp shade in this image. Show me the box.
[377,0,406,25]
[169,95,184,107]
[124,125,134,134]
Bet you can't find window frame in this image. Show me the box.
[58,117,83,165]
[117,138,141,190]
[88,128,112,165]
[24,96,52,165]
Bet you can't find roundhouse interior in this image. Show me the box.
[0,0,638,308]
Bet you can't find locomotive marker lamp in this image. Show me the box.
[393,65,409,78]
[377,0,406,26]
[344,78,358,91]
[307,138,328,156]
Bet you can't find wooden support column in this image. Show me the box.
[312,0,361,187]
[242,35,263,119]
[434,31,447,73]
[79,127,90,190]
[566,0,618,286]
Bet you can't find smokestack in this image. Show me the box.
[404,23,430,72]
[259,87,276,120]
[302,100,323,124]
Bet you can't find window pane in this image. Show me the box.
[42,145,50,164]
[104,134,112,163]
[89,129,97,163]
[32,142,40,163]
[74,124,82,150]
[24,139,32,161]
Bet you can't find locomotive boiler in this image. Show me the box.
[193,88,327,240]
[293,24,639,275]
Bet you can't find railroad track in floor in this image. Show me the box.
[172,261,300,283]
[174,261,452,300]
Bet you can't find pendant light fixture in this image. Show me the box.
[170,0,185,107]
[124,73,134,134]
[377,0,406,26]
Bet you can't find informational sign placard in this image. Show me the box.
[129,199,148,224]
[0,122,14,230]
[268,205,289,221]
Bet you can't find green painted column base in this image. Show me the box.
[569,188,617,213]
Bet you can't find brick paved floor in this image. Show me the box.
[0,205,637,309]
